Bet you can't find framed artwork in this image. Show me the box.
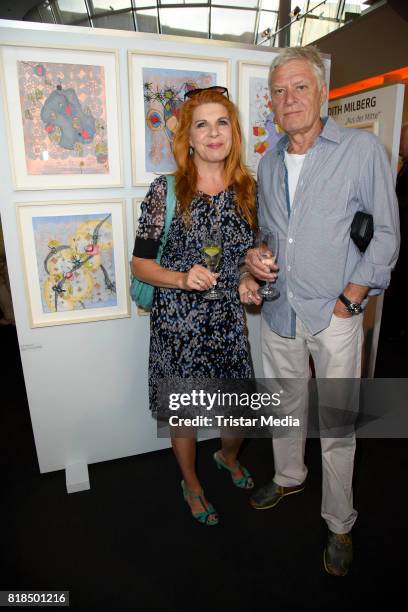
[128,50,230,185]
[238,60,283,176]
[0,43,122,190]
[17,199,130,327]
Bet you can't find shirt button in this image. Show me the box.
[289,292,293,298]
[287,266,291,271]
[288,238,293,244]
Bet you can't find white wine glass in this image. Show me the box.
[256,227,280,301]
[201,226,223,300]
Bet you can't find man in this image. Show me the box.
[240,47,399,576]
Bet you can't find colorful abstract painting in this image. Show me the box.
[247,76,282,174]
[32,213,117,313]
[143,67,216,173]
[17,61,109,175]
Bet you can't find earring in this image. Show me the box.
[189,146,194,157]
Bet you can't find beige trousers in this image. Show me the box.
[261,314,363,534]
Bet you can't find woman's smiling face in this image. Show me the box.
[189,103,232,165]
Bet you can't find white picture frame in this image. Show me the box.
[0,43,123,190]
[128,50,230,186]
[17,199,130,327]
[238,59,282,176]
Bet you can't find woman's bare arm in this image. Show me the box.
[131,256,218,291]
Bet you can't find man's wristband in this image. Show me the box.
[338,293,363,315]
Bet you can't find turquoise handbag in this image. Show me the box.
[130,175,176,310]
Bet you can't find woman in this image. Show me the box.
[131,87,257,526]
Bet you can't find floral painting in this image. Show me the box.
[17,60,109,175]
[32,212,117,313]
[142,67,216,173]
[247,76,282,174]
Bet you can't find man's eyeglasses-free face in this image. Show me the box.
[184,85,229,101]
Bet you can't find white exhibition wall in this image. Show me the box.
[0,20,331,490]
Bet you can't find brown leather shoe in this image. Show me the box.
[323,530,353,576]
[250,480,304,510]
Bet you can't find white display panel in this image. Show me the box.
[0,19,330,482]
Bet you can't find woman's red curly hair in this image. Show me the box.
[172,89,257,228]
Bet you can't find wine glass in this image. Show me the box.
[201,225,223,300]
[256,227,280,301]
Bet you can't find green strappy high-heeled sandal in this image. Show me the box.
[181,480,219,526]
[213,450,254,490]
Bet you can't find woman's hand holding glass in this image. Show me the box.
[181,264,218,292]
[239,272,263,306]
[201,226,224,300]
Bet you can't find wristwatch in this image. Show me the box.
[338,293,363,315]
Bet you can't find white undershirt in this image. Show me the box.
[284,151,306,208]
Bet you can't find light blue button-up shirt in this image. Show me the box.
[257,116,400,338]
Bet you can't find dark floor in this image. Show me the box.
[0,322,407,611]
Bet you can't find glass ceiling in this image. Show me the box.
[25,1,371,48]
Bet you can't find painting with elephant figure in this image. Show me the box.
[17,61,109,176]
[0,44,122,189]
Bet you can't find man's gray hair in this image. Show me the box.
[268,46,326,92]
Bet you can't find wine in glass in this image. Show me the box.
[256,227,280,301]
[201,226,223,300]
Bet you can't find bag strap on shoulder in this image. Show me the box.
[156,175,176,260]
[163,175,176,235]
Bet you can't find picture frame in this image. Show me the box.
[0,43,123,190]
[238,59,282,177]
[128,50,230,186]
[17,199,130,327]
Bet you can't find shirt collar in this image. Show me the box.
[319,115,341,144]
[277,115,341,155]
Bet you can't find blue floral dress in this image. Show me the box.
[133,176,254,415]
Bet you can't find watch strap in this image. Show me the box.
[338,293,363,314]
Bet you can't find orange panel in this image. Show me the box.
[329,66,408,100]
